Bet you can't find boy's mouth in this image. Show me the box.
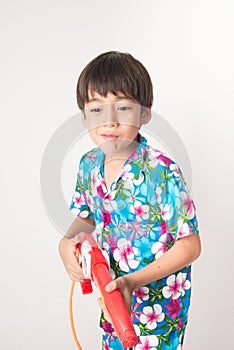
[100,134,119,141]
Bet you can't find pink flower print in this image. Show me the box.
[177,272,191,296]
[135,335,159,350]
[104,235,118,251]
[129,150,138,162]
[165,297,182,319]
[148,149,161,168]
[133,287,149,303]
[130,200,149,221]
[169,162,180,177]
[160,203,173,220]
[91,167,99,188]
[103,336,115,350]
[160,221,168,234]
[90,167,105,194]
[151,233,168,259]
[177,219,190,238]
[162,274,181,300]
[113,238,139,272]
[158,154,171,167]
[176,318,184,330]
[102,321,115,334]
[97,184,104,197]
[128,220,142,233]
[103,341,112,350]
[102,210,112,226]
[103,194,118,212]
[140,305,165,330]
[73,192,85,207]
[87,152,98,163]
[104,192,114,201]
[180,191,195,219]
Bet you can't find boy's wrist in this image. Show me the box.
[126,263,159,291]
[126,271,145,292]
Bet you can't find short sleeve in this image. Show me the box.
[69,156,94,219]
[158,160,199,240]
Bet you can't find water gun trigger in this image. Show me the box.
[80,244,92,279]
[75,245,93,295]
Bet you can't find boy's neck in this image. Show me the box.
[104,135,140,163]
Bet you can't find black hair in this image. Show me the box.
[76,51,153,110]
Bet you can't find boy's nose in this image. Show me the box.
[104,120,118,127]
[104,104,118,126]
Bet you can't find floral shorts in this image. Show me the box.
[101,330,184,350]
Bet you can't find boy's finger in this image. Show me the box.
[67,264,85,281]
[105,280,117,292]
[68,272,83,282]
[97,297,104,310]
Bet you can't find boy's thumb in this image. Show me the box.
[105,280,117,293]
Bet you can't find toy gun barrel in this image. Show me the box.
[90,247,138,348]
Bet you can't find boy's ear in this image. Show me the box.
[141,108,152,125]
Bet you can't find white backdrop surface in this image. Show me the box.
[1,1,234,349]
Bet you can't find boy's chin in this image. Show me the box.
[98,138,139,158]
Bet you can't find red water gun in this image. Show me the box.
[69,232,138,349]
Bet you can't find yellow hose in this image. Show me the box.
[69,281,83,350]
[69,248,83,350]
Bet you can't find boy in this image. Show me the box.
[59,51,201,349]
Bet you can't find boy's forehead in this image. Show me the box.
[87,90,136,104]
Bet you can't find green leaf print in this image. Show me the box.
[148,205,163,225]
[112,260,122,276]
[157,334,171,349]
[138,323,154,337]
[157,169,165,180]
[147,282,164,304]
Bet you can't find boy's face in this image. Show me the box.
[83,91,151,156]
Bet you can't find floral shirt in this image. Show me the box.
[70,135,199,350]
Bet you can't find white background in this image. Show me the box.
[1,1,234,349]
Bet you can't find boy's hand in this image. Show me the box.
[105,275,134,315]
[59,236,85,282]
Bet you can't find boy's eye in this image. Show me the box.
[90,107,102,113]
[117,105,132,111]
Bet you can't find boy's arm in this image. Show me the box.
[64,216,95,239]
[59,217,95,281]
[105,234,201,310]
[127,233,201,290]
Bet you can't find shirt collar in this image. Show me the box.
[95,133,147,194]
[127,133,147,163]
[119,133,147,179]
